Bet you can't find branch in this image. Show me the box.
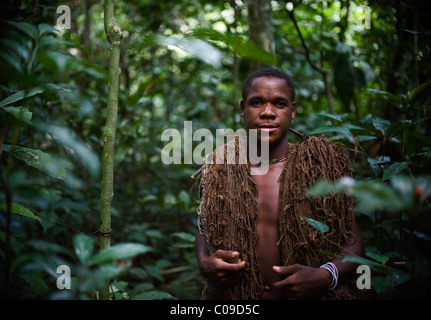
[288,6,334,113]
[288,8,323,74]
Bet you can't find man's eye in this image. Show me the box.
[276,101,287,108]
[251,100,261,106]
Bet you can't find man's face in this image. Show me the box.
[240,76,296,146]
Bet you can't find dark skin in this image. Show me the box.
[196,76,364,299]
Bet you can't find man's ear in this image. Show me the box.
[291,102,297,119]
[240,100,245,117]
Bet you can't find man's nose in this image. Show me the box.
[260,103,276,118]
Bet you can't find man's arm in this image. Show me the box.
[196,231,246,286]
[272,213,364,299]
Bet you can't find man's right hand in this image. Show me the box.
[198,249,246,286]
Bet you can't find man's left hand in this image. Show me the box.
[272,264,332,299]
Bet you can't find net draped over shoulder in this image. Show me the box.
[195,135,359,300]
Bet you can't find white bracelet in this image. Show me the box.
[319,262,338,290]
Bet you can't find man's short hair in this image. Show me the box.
[241,67,296,103]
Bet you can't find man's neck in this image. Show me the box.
[262,136,290,160]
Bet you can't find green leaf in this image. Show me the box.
[20,272,48,296]
[309,125,352,137]
[300,216,329,233]
[89,243,152,265]
[408,80,431,106]
[307,177,403,212]
[367,158,388,166]
[341,255,394,274]
[2,145,69,180]
[132,291,175,300]
[365,251,389,265]
[191,28,278,65]
[0,202,41,222]
[356,135,378,142]
[0,106,32,124]
[366,88,404,108]
[315,112,348,122]
[383,162,410,181]
[157,35,223,68]
[0,87,45,108]
[73,234,94,265]
[37,23,58,37]
[34,122,100,178]
[6,20,38,40]
[172,232,195,242]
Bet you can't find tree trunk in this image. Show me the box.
[99,0,122,300]
[247,0,274,71]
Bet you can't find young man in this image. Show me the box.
[195,68,364,300]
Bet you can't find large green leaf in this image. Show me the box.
[0,106,32,124]
[382,162,410,181]
[157,35,223,68]
[315,111,348,123]
[0,201,41,222]
[0,87,45,108]
[307,177,403,212]
[341,255,396,274]
[6,20,38,40]
[89,243,152,266]
[2,144,69,180]
[309,125,352,137]
[33,122,100,178]
[73,234,94,266]
[365,251,389,265]
[191,28,278,65]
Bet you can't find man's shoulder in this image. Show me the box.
[295,135,346,154]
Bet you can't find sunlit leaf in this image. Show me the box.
[157,35,223,68]
[191,28,278,65]
[34,122,100,178]
[307,177,403,212]
[89,243,152,265]
[73,234,94,265]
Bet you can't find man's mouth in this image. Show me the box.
[258,124,278,132]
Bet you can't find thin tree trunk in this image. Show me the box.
[99,0,122,300]
[247,0,274,71]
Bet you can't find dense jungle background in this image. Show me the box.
[0,0,430,300]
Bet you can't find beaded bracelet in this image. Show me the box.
[319,262,338,290]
